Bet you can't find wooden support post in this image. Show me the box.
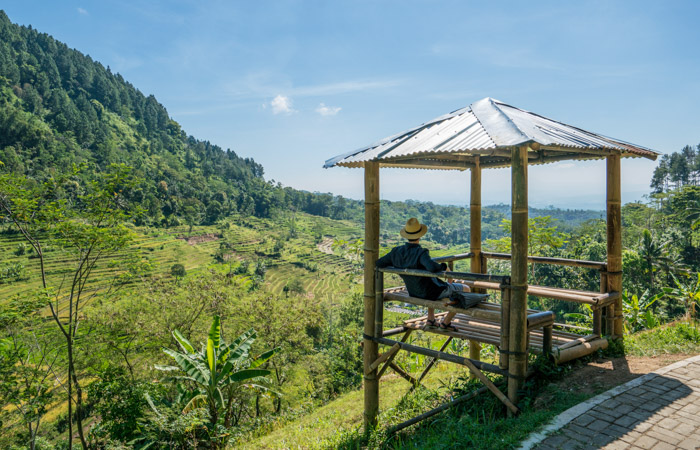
[601,271,614,336]
[374,269,384,339]
[606,155,623,338]
[363,161,380,431]
[508,145,529,414]
[543,325,553,356]
[499,287,510,369]
[469,158,483,378]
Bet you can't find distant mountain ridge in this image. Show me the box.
[0,10,603,245]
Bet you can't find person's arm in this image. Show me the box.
[420,249,447,273]
[376,248,394,268]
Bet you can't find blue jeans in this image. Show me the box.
[437,282,469,300]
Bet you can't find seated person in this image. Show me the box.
[376,218,479,330]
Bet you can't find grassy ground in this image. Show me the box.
[238,320,700,450]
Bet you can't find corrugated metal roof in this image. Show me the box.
[324,97,658,170]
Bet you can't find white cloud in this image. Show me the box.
[224,76,404,100]
[77,7,89,15]
[269,95,295,115]
[316,103,341,116]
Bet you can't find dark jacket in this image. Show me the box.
[376,243,448,300]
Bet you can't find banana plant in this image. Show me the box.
[622,290,662,334]
[664,273,700,321]
[156,316,276,448]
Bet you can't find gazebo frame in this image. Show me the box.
[325,98,658,431]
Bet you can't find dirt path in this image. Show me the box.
[317,237,334,255]
[536,353,690,408]
[177,233,221,245]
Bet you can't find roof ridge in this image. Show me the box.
[470,97,531,147]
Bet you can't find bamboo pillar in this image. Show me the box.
[363,161,380,431]
[508,145,529,412]
[606,155,623,338]
[469,158,482,377]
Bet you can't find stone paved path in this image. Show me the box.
[521,355,700,450]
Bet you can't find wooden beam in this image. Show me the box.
[367,344,400,374]
[469,158,483,379]
[389,386,489,434]
[415,337,453,385]
[555,338,609,364]
[363,161,380,431]
[481,252,607,270]
[508,144,529,414]
[371,335,517,413]
[542,147,621,157]
[388,361,418,386]
[607,155,623,337]
[371,335,507,376]
[381,158,473,170]
[377,330,412,379]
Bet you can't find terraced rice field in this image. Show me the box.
[2,213,467,313]
[0,225,222,315]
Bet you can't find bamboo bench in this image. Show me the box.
[383,287,557,355]
[382,285,610,363]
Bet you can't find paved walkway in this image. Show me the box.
[521,355,700,450]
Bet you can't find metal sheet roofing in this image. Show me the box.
[324,97,658,170]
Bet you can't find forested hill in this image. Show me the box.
[0,10,295,224]
[0,10,603,244]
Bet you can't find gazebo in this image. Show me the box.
[324,97,658,431]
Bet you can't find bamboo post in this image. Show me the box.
[606,155,623,338]
[543,325,553,356]
[596,269,607,336]
[374,269,384,338]
[508,144,529,414]
[469,158,483,378]
[499,286,511,369]
[363,161,380,431]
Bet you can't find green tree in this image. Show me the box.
[170,263,186,282]
[0,163,139,449]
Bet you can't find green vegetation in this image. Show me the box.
[0,8,699,449]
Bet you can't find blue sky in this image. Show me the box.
[4,1,700,209]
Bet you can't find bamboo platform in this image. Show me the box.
[402,312,590,355]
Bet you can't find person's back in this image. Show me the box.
[376,242,447,300]
[376,217,479,330]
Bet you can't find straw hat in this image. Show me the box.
[400,217,427,240]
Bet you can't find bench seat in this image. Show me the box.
[401,312,584,352]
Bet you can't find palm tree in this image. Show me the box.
[684,201,700,229]
[638,229,672,293]
[156,316,276,449]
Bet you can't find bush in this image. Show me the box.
[87,367,163,444]
[14,243,26,256]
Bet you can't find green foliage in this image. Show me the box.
[155,316,276,448]
[485,216,568,255]
[170,263,186,281]
[87,366,164,445]
[622,290,662,334]
[663,273,700,321]
[625,320,700,356]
